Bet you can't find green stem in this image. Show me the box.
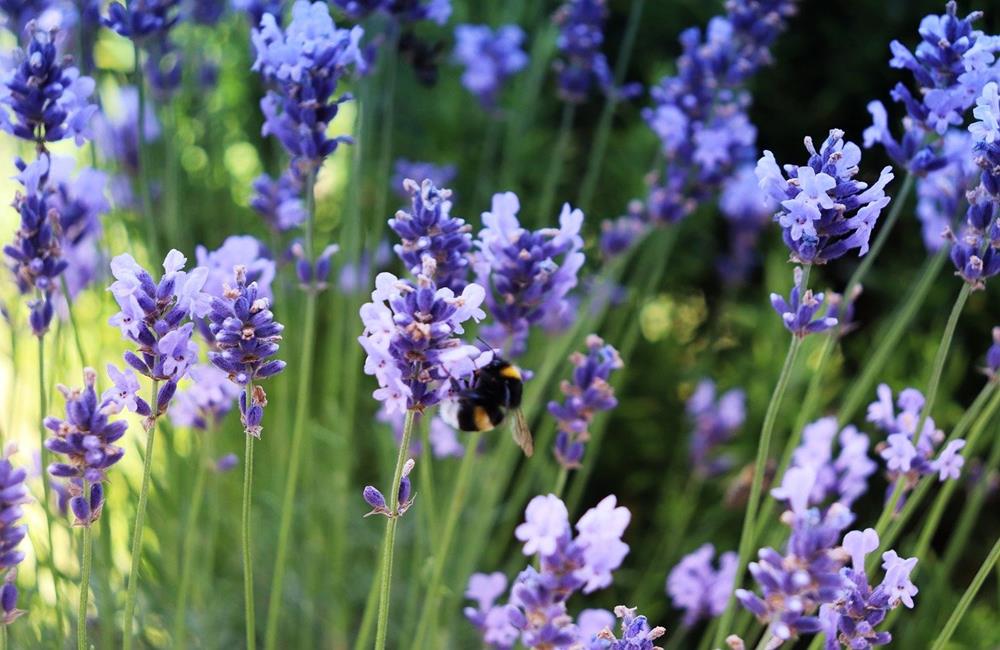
[264,176,319,650]
[374,409,417,650]
[353,564,381,650]
[870,283,970,544]
[536,103,576,224]
[929,535,1000,650]
[77,485,93,650]
[409,430,483,650]
[37,334,65,638]
[577,0,646,212]
[59,276,87,368]
[553,467,569,499]
[172,437,211,646]
[242,399,257,650]
[131,39,158,260]
[713,334,804,649]
[122,377,160,650]
[1,621,6,650]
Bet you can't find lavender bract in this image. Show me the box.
[474,192,585,357]
[686,379,746,477]
[756,129,894,265]
[44,368,128,526]
[667,544,737,626]
[453,24,528,109]
[548,335,622,469]
[206,266,286,437]
[0,446,28,625]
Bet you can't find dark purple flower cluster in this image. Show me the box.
[389,178,471,292]
[0,24,96,145]
[757,129,894,265]
[0,447,28,625]
[107,250,211,418]
[636,0,795,226]
[207,266,286,437]
[362,458,415,518]
[189,0,226,25]
[736,474,853,645]
[947,81,1000,287]
[331,0,451,25]
[104,0,180,39]
[44,368,128,526]
[252,0,366,171]
[453,24,528,109]
[250,169,306,232]
[863,2,998,173]
[818,529,918,650]
[552,0,612,103]
[4,157,66,336]
[549,335,622,469]
[769,267,838,338]
[686,379,746,477]
[474,192,585,357]
[589,606,667,650]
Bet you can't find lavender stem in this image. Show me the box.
[77,482,93,650]
[929,535,1000,650]
[242,382,257,650]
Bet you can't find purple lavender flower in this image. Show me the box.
[0,23,96,145]
[867,384,963,495]
[686,379,746,477]
[588,605,666,650]
[92,86,160,184]
[474,192,585,357]
[718,165,777,283]
[231,0,282,26]
[45,368,128,526]
[103,0,180,39]
[984,326,1000,380]
[168,364,242,430]
[819,528,918,649]
[775,417,876,508]
[250,169,306,232]
[389,178,472,292]
[362,458,415,518]
[358,269,486,415]
[4,157,66,336]
[48,159,109,299]
[770,267,838,337]
[552,0,612,103]
[206,266,286,437]
[736,475,854,646]
[757,130,894,264]
[863,2,998,173]
[189,0,226,24]
[391,160,456,198]
[946,82,1000,288]
[0,446,29,625]
[453,24,528,109]
[599,204,647,259]
[252,0,366,171]
[102,363,147,415]
[464,572,519,650]
[338,240,392,294]
[331,0,451,25]
[667,544,737,626]
[638,0,795,226]
[214,452,239,473]
[549,335,622,469]
[915,130,979,252]
[107,250,211,419]
[196,235,276,301]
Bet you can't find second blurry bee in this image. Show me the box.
[442,356,534,457]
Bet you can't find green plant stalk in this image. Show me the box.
[712,334,804,649]
[59,276,87,368]
[172,435,211,646]
[37,334,65,638]
[870,283,971,545]
[536,103,577,225]
[577,0,647,212]
[242,390,257,650]
[0,620,5,650]
[410,430,484,650]
[131,40,158,260]
[553,467,569,498]
[929,534,1000,650]
[354,564,382,650]
[77,484,93,650]
[264,171,319,650]
[375,409,417,650]
[122,376,160,650]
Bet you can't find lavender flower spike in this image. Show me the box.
[686,379,746,477]
[770,267,838,337]
[589,605,667,650]
[453,24,528,109]
[207,266,286,437]
[0,445,29,625]
[667,544,737,626]
[549,335,622,469]
[45,368,128,526]
[757,129,894,265]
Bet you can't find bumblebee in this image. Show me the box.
[443,357,534,457]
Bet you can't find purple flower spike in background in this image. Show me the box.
[780,417,876,508]
[44,368,128,526]
[984,326,1000,380]
[168,364,242,430]
[453,24,528,109]
[552,0,614,103]
[756,129,894,265]
[770,267,838,337]
[252,0,366,171]
[549,335,622,469]
[206,265,286,437]
[196,235,276,301]
[250,170,307,232]
[474,192,585,356]
[389,178,472,292]
[686,379,746,477]
[391,160,456,198]
[667,544,737,626]
[0,445,29,625]
[231,0,283,26]
[47,158,109,299]
[331,0,451,25]
[104,0,180,39]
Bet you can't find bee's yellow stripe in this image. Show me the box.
[499,365,522,381]
[473,405,495,432]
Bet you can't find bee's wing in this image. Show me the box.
[510,408,533,457]
[439,398,460,430]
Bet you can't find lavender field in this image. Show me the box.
[2,0,1000,648]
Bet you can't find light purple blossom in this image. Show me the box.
[686,379,746,476]
[453,24,528,109]
[196,235,276,300]
[667,543,737,625]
